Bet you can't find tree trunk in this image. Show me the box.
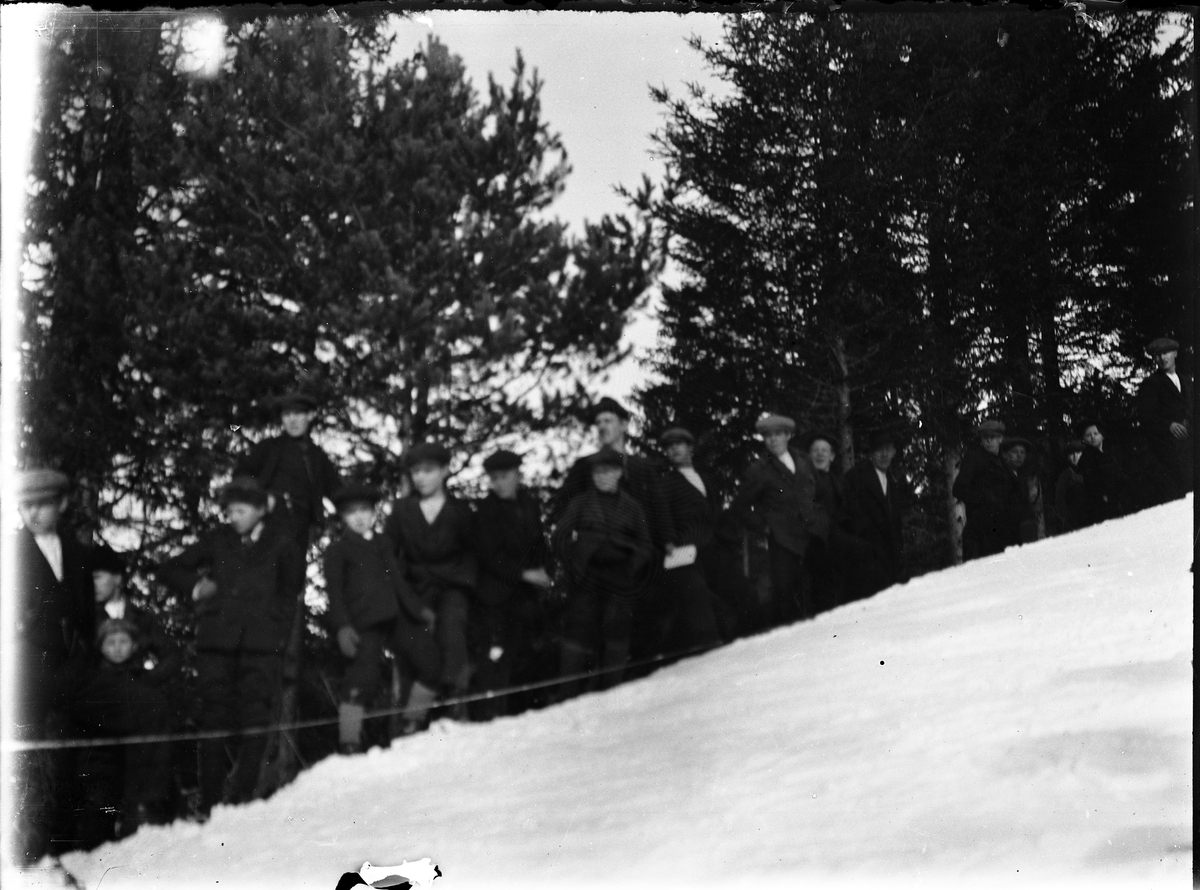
[833,333,854,470]
[945,447,964,565]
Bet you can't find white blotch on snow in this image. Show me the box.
[46,498,1194,889]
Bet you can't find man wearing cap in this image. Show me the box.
[656,427,726,650]
[841,429,910,598]
[157,476,305,816]
[953,419,1021,560]
[1000,435,1043,544]
[471,450,553,719]
[91,544,182,683]
[1137,337,1193,504]
[730,414,829,626]
[9,469,95,861]
[233,391,343,556]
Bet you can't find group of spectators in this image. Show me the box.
[8,337,1191,865]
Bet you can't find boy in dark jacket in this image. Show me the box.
[384,443,478,716]
[76,618,176,844]
[553,447,655,696]
[953,419,1021,560]
[471,450,553,719]
[157,477,304,816]
[325,484,436,752]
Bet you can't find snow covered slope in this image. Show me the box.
[50,497,1193,889]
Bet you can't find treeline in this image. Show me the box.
[638,11,1193,570]
[19,11,657,554]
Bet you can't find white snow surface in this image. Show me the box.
[42,498,1195,889]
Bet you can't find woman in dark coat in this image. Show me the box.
[1053,440,1087,534]
[1077,421,1125,525]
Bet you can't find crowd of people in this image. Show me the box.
[9,337,1191,864]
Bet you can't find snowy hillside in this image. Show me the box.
[42,497,1195,889]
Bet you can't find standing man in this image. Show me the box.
[471,450,553,719]
[9,469,95,863]
[156,477,305,818]
[554,397,674,660]
[657,427,725,651]
[234,391,342,556]
[1137,337,1193,505]
[730,415,828,626]
[841,429,909,599]
[953,419,1020,560]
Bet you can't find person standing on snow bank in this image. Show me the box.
[730,414,828,625]
[1137,337,1193,505]
[841,428,910,597]
[1053,440,1087,534]
[953,419,1020,560]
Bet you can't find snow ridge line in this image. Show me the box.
[2,640,719,752]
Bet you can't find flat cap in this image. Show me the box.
[1063,439,1084,455]
[331,483,381,509]
[866,428,898,452]
[1147,337,1179,356]
[591,396,630,422]
[587,446,625,469]
[799,429,837,452]
[15,469,69,502]
[1000,436,1032,453]
[404,442,451,469]
[977,419,1006,436]
[482,450,523,472]
[219,475,269,508]
[755,414,796,435]
[96,617,139,645]
[659,427,695,446]
[91,544,127,575]
[276,391,319,412]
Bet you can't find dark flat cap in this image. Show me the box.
[1000,436,1032,453]
[1147,337,1179,356]
[331,483,381,509]
[1063,439,1084,454]
[587,446,625,469]
[15,469,69,502]
[482,450,522,472]
[659,427,694,446]
[591,397,630,422]
[219,475,269,507]
[276,391,319,412]
[798,429,837,452]
[755,414,796,434]
[977,419,1006,436]
[96,617,139,645]
[91,544,127,575]
[404,442,451,469]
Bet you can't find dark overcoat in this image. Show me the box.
[840,461,907,590]
[1137,369,1194,500]
[474,489,550,607]
[553,489,654,599]
[659,466,723,550]
[730,448,828,557]
[382,495,478,602]
[1077,446,1125,525]
[953,447,1021,558]
[555,450,676,549]
[234,434,342,529]
[158,524,305,654]
[324,532,424,631]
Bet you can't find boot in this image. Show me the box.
[396,681,437,737]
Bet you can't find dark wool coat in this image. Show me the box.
[730,448,829,557]
[474,489,550,607]
[383,495,478,603]
[1054,466,1087,533]
[158,524,305,654]
[1137,369,1194,499]
[234,434,342,528]
[953,447,1021,557]
[555,450,676,549]
[841,461,907,589]
[11,528,94,729]
[659,466,724,550]
[1077,446,1125,525]
[324,532,424,631]
[553,488,654,599]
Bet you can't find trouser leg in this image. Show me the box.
[226,653,281,805]
[435,588,471,692]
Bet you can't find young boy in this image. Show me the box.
[157,476,304,817]
[383,443,478,720]
[552,446,655,696]
[324,483,437,752]
[76,618,175,843]
[471,450,552,719]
